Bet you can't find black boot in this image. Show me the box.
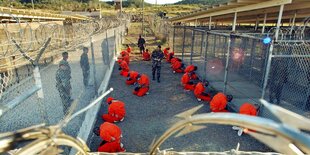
[152,76,155,81]
[157,78,160,83]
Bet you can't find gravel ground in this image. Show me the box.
[87,60,273,153]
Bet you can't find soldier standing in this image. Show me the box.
[137,35,146,54]
[56,52,72,114]
[151,45,164,83]
[80,47,90,87]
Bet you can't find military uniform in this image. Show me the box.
[151,49,164,82]
[80,53,90,87]
[56,60,72,114]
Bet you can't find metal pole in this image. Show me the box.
[232,12,237,31]
[200,32,204,56]
[182,26,186,61]
[261,42,274,99]
[289,12,297,35]
[173,26,176,52]
[190,30,195,64]
[142,0,144,37]
[262,13,267,34]
[99,3,102,19]
[209,17,212,30]
[255,16,259,31]
[223,35,231,93]
[275,4,284,41]
[31,0,34,10]
[203,33,209,80]
[90,36,98,96]
[213,34,217,57]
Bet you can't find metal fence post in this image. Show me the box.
[203,32,209,80]
[200,32,204,56]
[90,36,98,96]
[223,35,232,93]
[190,30,195,64]
[213,34,217,57]
[173,26,176,52]
[114,29,117,58]
[182,26,186,61]
[261,42,274,99]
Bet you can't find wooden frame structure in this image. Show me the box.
[169,0,310,33]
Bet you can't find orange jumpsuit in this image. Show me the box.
[172,60,184,73]
[98,122,124,153]
[119,60,129,77]
[163,48,169,58]
[102,100,126,123]
[181,73,196,91]
[184,65,195,73]
[210,93,229,112]
[170,57,180,65]
[194,82,211,101]
[142,51,151,61]
[99,122,122,142]
[133,74,150,97]
[98,141,125,153]
[184,65,198,80]
[118,51,130,65]
[126,71,139,85]
[126,47,132,54]
[166,52,174,63]
[239,103,257,116]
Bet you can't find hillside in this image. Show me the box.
[175,0,229,5]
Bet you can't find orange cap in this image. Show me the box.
[106,97,114,104]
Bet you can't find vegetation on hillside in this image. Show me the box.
[175,0,229,5]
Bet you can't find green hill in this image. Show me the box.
[174,0,229,5]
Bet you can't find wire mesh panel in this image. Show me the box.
[191,30,205,79]
[182,28,193,65]
[173,26,184,56]
[263,42,310,116]
[0,18,128,136]
[205,32,228,83]
[225,35,269,99]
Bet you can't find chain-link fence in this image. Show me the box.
[0,14,129,141]
[169,25,310,119]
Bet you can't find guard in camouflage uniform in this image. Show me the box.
[151,45,164,83]
[56,52,72,114]
[80,47,90,87]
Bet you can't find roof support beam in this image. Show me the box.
[262,13,267,34]
[289,11,297,35]
[275,4,284,41]
[170,0,292,23]
[209,16,212,30]
[232,12,237,31]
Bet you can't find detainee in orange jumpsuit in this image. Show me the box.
[102,97,126,123]
[210,93,233,112]
[194,81,211,102]
[181,73,197,91]
[163,47,170,58]
[142,49,151,61]
[125,71,139,85]
[172,60,184,73]
[93,122,125,153]
[232,102,258,136]
[239,103,257,116]
[126,44,132,54]
[118,51,130,65]
[133,74,150,97]
[184,65,198,80]
[166,51,174,63]
[119,60,129,77]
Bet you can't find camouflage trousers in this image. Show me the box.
[57,86,72,114]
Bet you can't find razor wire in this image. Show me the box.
[0,14,129,133]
